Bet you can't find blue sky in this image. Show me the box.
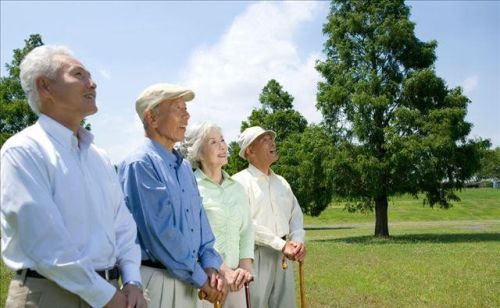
[1,1,498,163]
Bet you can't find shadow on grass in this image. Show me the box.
[312,232,500,244]
[305,226,354,231]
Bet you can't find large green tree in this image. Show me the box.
[0,34,43,146]
[316,0,488,236]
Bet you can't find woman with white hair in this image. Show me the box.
[183,122,254,308]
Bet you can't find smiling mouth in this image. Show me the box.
[84,93,96,99]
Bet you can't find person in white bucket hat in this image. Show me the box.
[233,126,306,308]
[118,83,227,307]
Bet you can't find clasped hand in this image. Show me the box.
[282,240,306,263]
[200,268,227,304]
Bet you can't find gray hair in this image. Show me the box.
[181,122,223,169]
[20,45,74,114]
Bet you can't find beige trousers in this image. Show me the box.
[251,246,296,308]
[5,272,118,308]
[141,265,202,308]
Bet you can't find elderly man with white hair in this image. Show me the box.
[118,84,226,308]
[232,126,306,308]
[1,45,145,308]
[182,122,254,308]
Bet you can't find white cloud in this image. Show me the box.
[181,1,325,143]
[461,75,479,94]
[99,69,111,80]
[91,110,144,164]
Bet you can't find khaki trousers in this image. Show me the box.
[251,246,296,308]
[5,272,118,308]
[141,265,201,308]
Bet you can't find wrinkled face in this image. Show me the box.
[150,97,190,149]
[46,55,97,118]
[248,133,278,166]
[201,129,228,168]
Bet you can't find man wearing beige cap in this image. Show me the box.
[118,83,227,307]
[233,126,306,308]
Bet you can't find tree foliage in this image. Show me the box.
[277,125,336,216]
[241,79,308,142]
[316,0,489,236]
[0,34,43,146]
[477,147,500,180]
[226,141,247,176]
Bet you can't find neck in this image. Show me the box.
[41,110,82,136]
[147,130,175,151]
[249,160,271,175]
[201,164,224,184]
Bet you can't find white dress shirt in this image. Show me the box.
[233,164,305,251]
[0,115,141,307]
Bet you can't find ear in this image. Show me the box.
[245,145,253,158]
[144,110,157,128]
[35,76,52,98]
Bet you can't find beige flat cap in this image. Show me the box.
[135,83,195,121]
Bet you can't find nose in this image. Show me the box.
[89,78,97,90]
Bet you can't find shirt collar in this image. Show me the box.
[146,138,184,168]
[38,114,94,151]
[195,168,234,186]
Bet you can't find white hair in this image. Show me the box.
[181,122,223,169]
[20,45,74,114]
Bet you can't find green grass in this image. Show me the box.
[300,222,500,307]
[299,188,500,307]
[2,188,500,307]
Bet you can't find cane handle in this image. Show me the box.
[281,255,288,269]
[198,290,221,308]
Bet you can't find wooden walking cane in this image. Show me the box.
[282,256,306,308]
[299,260,306,308]
[244,277,254,308]
[198,290,222,308]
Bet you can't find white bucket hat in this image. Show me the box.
[237,126,276,159]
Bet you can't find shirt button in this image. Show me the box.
[192,250,196,253]
[182,189,185,192]
[186,209,189,212]
[191,228,194,232]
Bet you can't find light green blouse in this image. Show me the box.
[195,169,254,269]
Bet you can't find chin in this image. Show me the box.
[85,106,98,116]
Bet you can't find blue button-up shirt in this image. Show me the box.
[118,139,222,288]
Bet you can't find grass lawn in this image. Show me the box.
[2,188,500,307]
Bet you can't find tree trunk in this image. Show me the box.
[374,195,389,237]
